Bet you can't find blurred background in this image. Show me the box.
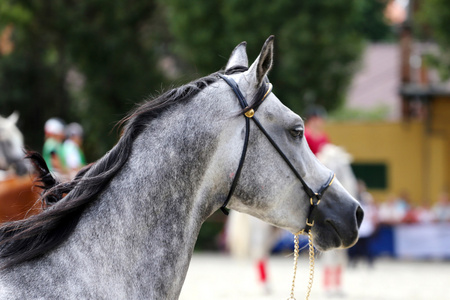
[1,0,449,299]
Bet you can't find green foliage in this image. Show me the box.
[0,1,72,151]
[195,219,224,251]
[0,0,392,160]
[356,0,393,42]
[417,0,450,80]
[329,105,390,121]
[0,0,166,160]
[164,0,366,114]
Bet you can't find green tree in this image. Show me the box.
[164,0,365,113]
[418,0,450,79]
[0,2,72,150]
[59,1,167,159]
[356,0,393,42]
[0,0,166,160]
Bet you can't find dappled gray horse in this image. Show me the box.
[0,37,362,299]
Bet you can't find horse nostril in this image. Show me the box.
[356,205,364,228]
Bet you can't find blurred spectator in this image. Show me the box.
[432,191,450,222]
[349,180,378,267]
[42,118,67,176]
[402,203,435,224]
[416,204,435,223]
[379,195,408,224]
[395,191,411,215]
[304,105,329,155]
[63,122,86,179]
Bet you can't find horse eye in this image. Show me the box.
[290,128,304,139]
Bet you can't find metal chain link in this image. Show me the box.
[305,230,315,299]
[286,231,315,300]
[287,233,300,300]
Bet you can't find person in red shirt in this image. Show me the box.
[304,105,330,155]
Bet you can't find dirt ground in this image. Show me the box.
[179,253,450,300]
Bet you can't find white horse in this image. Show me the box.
[0,112,28,178]
[317,144,358,294]
[317,144,357,198]
[0,37,362,299]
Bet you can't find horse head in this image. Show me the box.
[0,112,28,176]
[220,37,363,251]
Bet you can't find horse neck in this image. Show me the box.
[69,99,233,298]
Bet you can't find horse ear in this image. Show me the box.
[226,41,248,70]
[8,111,19,124]
[248,35,274,86]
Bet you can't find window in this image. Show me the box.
[351,163,388,189]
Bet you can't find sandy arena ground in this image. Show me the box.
[179,253,450,300]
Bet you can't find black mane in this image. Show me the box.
[0,73,220,269]
[0,66,266,269]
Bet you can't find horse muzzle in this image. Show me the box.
[311,199,364,251]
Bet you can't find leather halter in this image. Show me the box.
[218,74,335,233]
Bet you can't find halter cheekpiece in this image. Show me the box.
[218,73,335,234]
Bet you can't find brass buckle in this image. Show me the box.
[244,109,255,118]
[309,194,321,206]
[306,219,314,227]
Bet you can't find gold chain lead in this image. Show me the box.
[287,231,315,300]
[287,233,300,300]
[305,231,315,299]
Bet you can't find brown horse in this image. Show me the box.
[0,175,41,223]
[0,113,42,223]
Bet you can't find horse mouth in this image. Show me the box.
[324,220,344,248]
[325,219,358,249]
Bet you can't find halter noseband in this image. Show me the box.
[219,74,335,233]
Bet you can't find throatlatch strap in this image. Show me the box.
[218,74,252,215]
[220,117,250,215]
